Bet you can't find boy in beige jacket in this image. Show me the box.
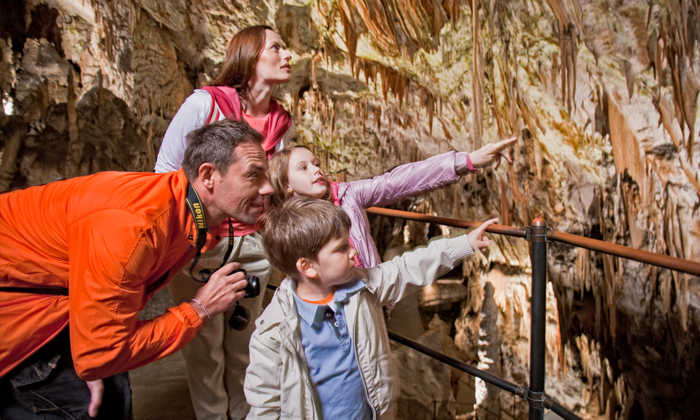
[244,196,496,419]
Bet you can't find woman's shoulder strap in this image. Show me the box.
[201,86,242,124]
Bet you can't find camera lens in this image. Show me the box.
[244,275,260,298]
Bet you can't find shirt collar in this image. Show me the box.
[292,289,324,327]
[332,278,366,303]
[292,279,367,327]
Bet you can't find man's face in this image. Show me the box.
[213,142,272,225]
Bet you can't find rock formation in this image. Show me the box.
[1,0,698,418]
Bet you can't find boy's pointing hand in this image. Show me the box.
[467,218,499,253]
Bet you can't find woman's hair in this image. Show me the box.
[212,25,274,101]
[268,145,332,207]
[262,196,351,279]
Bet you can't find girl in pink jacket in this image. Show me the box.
[267,138,516,269]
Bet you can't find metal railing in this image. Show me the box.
[364,206,700,420]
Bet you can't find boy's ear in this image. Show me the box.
[296,257,317,279]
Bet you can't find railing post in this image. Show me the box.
[529,218,548,420]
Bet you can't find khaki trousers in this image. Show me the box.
[168,233,270,420]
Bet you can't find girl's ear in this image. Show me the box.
[286,184,294,195]
[296,258,317,278]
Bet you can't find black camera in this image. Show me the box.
[228,269,260,331]
[230,268,260,298]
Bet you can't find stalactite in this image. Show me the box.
[374,105,382,132]
[471,0,484,146]
[656,4,700,164]
[338,0,359,72]
[499,176,510,226]
[652,89,700,195]
[545,0,579,115]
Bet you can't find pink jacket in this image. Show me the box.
[332,151,471,268]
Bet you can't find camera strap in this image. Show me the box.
[185,184,235,283]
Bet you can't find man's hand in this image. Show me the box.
[468,136,517,169]
[87,379,104,418]
[191,262,248,321]
[467,218,499,253]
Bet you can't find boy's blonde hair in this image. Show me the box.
[262,196,350,279]
[268,145,332,207]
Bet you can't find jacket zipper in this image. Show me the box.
[281,329,318,419]
[349,294,378,420]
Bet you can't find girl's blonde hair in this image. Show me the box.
[268,145,332,207]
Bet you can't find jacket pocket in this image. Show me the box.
[8,353,92,420]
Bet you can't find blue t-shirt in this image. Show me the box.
[293,280,374,420]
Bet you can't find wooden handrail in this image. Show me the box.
[365,207,700,276]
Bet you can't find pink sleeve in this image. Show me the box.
[344,151,464,208]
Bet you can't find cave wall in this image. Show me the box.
[1,0,699,419]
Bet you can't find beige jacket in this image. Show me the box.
[244,235,474,419]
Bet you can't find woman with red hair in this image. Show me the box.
[155,25,293,420]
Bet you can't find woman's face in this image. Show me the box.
[286,148,328,199]
[253,30,292,86]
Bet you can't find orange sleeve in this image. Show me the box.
[67,209,203,381]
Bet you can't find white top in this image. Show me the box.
[155,89,293,173]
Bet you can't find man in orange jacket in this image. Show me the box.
[0,119,272,419]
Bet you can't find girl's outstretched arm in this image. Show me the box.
[342,137,517,209]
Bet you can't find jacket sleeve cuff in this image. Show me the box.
[446,234,474,261]
[168,302,204,329]
[455,152,469,174]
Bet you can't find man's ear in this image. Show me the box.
[296,257,317,279]
[198,163,217,191]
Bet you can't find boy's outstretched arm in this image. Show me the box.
[244,332,283,419]
[359,219,498,307]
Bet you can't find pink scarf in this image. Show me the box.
[201,86,291,159]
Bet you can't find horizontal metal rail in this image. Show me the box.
[547,230,700,276]
[366,207,528,238]
[388,331,582,420]
[388,331,520,394]
[366,207,700,276]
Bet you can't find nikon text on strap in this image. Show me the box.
[185,183,235,283]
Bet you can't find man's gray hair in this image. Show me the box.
[182,119,264,181]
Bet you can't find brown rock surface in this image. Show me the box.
[2,0,698,418]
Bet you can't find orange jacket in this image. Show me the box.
[0,169,208,380]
